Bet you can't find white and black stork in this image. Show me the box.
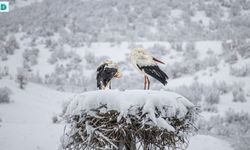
[130,48,168,90]
[96,60,122,90]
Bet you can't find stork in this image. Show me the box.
[130,48,168,90]
[96,60,122,90]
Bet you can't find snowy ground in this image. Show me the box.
[0,79,73,150]
[187,135,233,150]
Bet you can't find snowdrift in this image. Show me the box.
[60,90,198,150]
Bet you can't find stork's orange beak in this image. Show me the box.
[153,57,165,64]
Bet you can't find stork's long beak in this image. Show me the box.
[153,57,165,64]
[114,70,122,78]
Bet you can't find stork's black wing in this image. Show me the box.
[96,64,118,89]
[137,65,168,85]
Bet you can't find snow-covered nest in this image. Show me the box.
[60,90,198,150]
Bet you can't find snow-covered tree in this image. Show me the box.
[29,71,43,84]
[230,2,241,17]
[4,36,19,55]
[48,47,67,64]
[0,87,12,103]
[16,68,28,89]
[175,81,204,104]
[204,50,220,67]
[213,81,231,94]
[204,87,220,105]
[202,86,220,112]
[236,41,250,58]
[0,48,8,61]
[184,42,197,60]
[224,51,238,64]
[199,109,250,150]
[232,84,247,102]
[171,42,183,52]
[23,48,40,66]
[230,62,250,77]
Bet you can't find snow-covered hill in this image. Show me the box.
[187,135,233,150]
[0,79,73,150]
[2,0,250,42]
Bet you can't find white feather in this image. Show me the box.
[130,48,157,75]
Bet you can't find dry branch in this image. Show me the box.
[61,104,198,150]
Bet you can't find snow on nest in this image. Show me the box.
[65,90,194,131]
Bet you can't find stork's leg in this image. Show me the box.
[146,76,150,90]
[109,81,111,89]
[144,75,147,90]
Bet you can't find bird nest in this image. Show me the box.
[60,104,198,150]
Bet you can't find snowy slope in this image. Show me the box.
[187,135,233,150]
[0,79,73,150]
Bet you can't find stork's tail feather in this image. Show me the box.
[138,65,168,85]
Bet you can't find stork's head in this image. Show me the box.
[103,59,113,65]
[102,60,122,78]
[130,47,165,66]
[96,60,122,90]
[131,47,145,59]
[133,47,146,54]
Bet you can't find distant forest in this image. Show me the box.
[1,0,250,45]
